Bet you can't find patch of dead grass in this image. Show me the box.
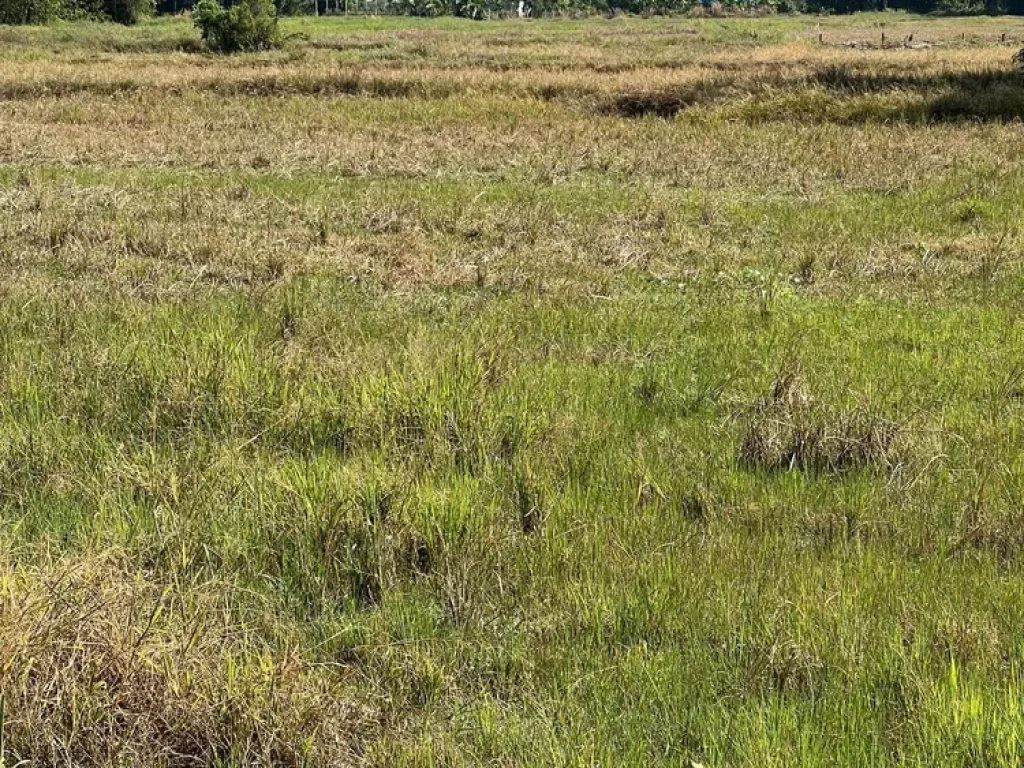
[0,551,373,767]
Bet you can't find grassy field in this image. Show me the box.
[3,10,1024,766]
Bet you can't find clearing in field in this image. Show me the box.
[1,11,1024,767]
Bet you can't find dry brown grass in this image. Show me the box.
[1,25,1024,183]
[0,551,373,767]
[739,364,902,474]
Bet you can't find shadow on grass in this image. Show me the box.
[605,66,1024,123]
[0,52,1021,124]
[815,65,1024,121]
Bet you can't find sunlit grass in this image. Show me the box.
[1,11,1024,767]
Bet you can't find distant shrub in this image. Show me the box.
[0,0,59,23]
[687,0,725,15]
[933,0,986,11]
[192,0,281,53]
[389,0,490,16]
[102,0,154,24]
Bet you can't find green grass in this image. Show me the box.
[2,11,1024,767]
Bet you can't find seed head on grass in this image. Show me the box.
[513,467,544,535]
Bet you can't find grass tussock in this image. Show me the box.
[739,364,901,474]
[0,552,370,767]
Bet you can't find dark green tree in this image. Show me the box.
[0,0,59,23]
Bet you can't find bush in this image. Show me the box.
[0,0,58,23]
[102,0,154,24]
[192,0,281,53]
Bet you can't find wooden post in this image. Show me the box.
[881,31,885,46]
[1002,33,1007,42]
[818,32,823,43]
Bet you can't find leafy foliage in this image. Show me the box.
[0,0,59,23]
[192,0,281,52]
[101,0,154,23]
[7,0,1024,24]
[0,0,150,24]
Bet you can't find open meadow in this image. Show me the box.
[2,11,1024,766]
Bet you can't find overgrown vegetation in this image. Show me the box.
[3,0,1024,24]
[0,0,151,23]
[193,0,280,52]
[2,12,1024,768]
[0,0,56,23]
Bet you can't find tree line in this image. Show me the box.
[2,0,1022,30]
[231,0,1024,16]
[1,0,150,23]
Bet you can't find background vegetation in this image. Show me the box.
[0,0,151,25]
[2,11,1024,767]
[7,0,1024,29]
[192,0,280,51]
